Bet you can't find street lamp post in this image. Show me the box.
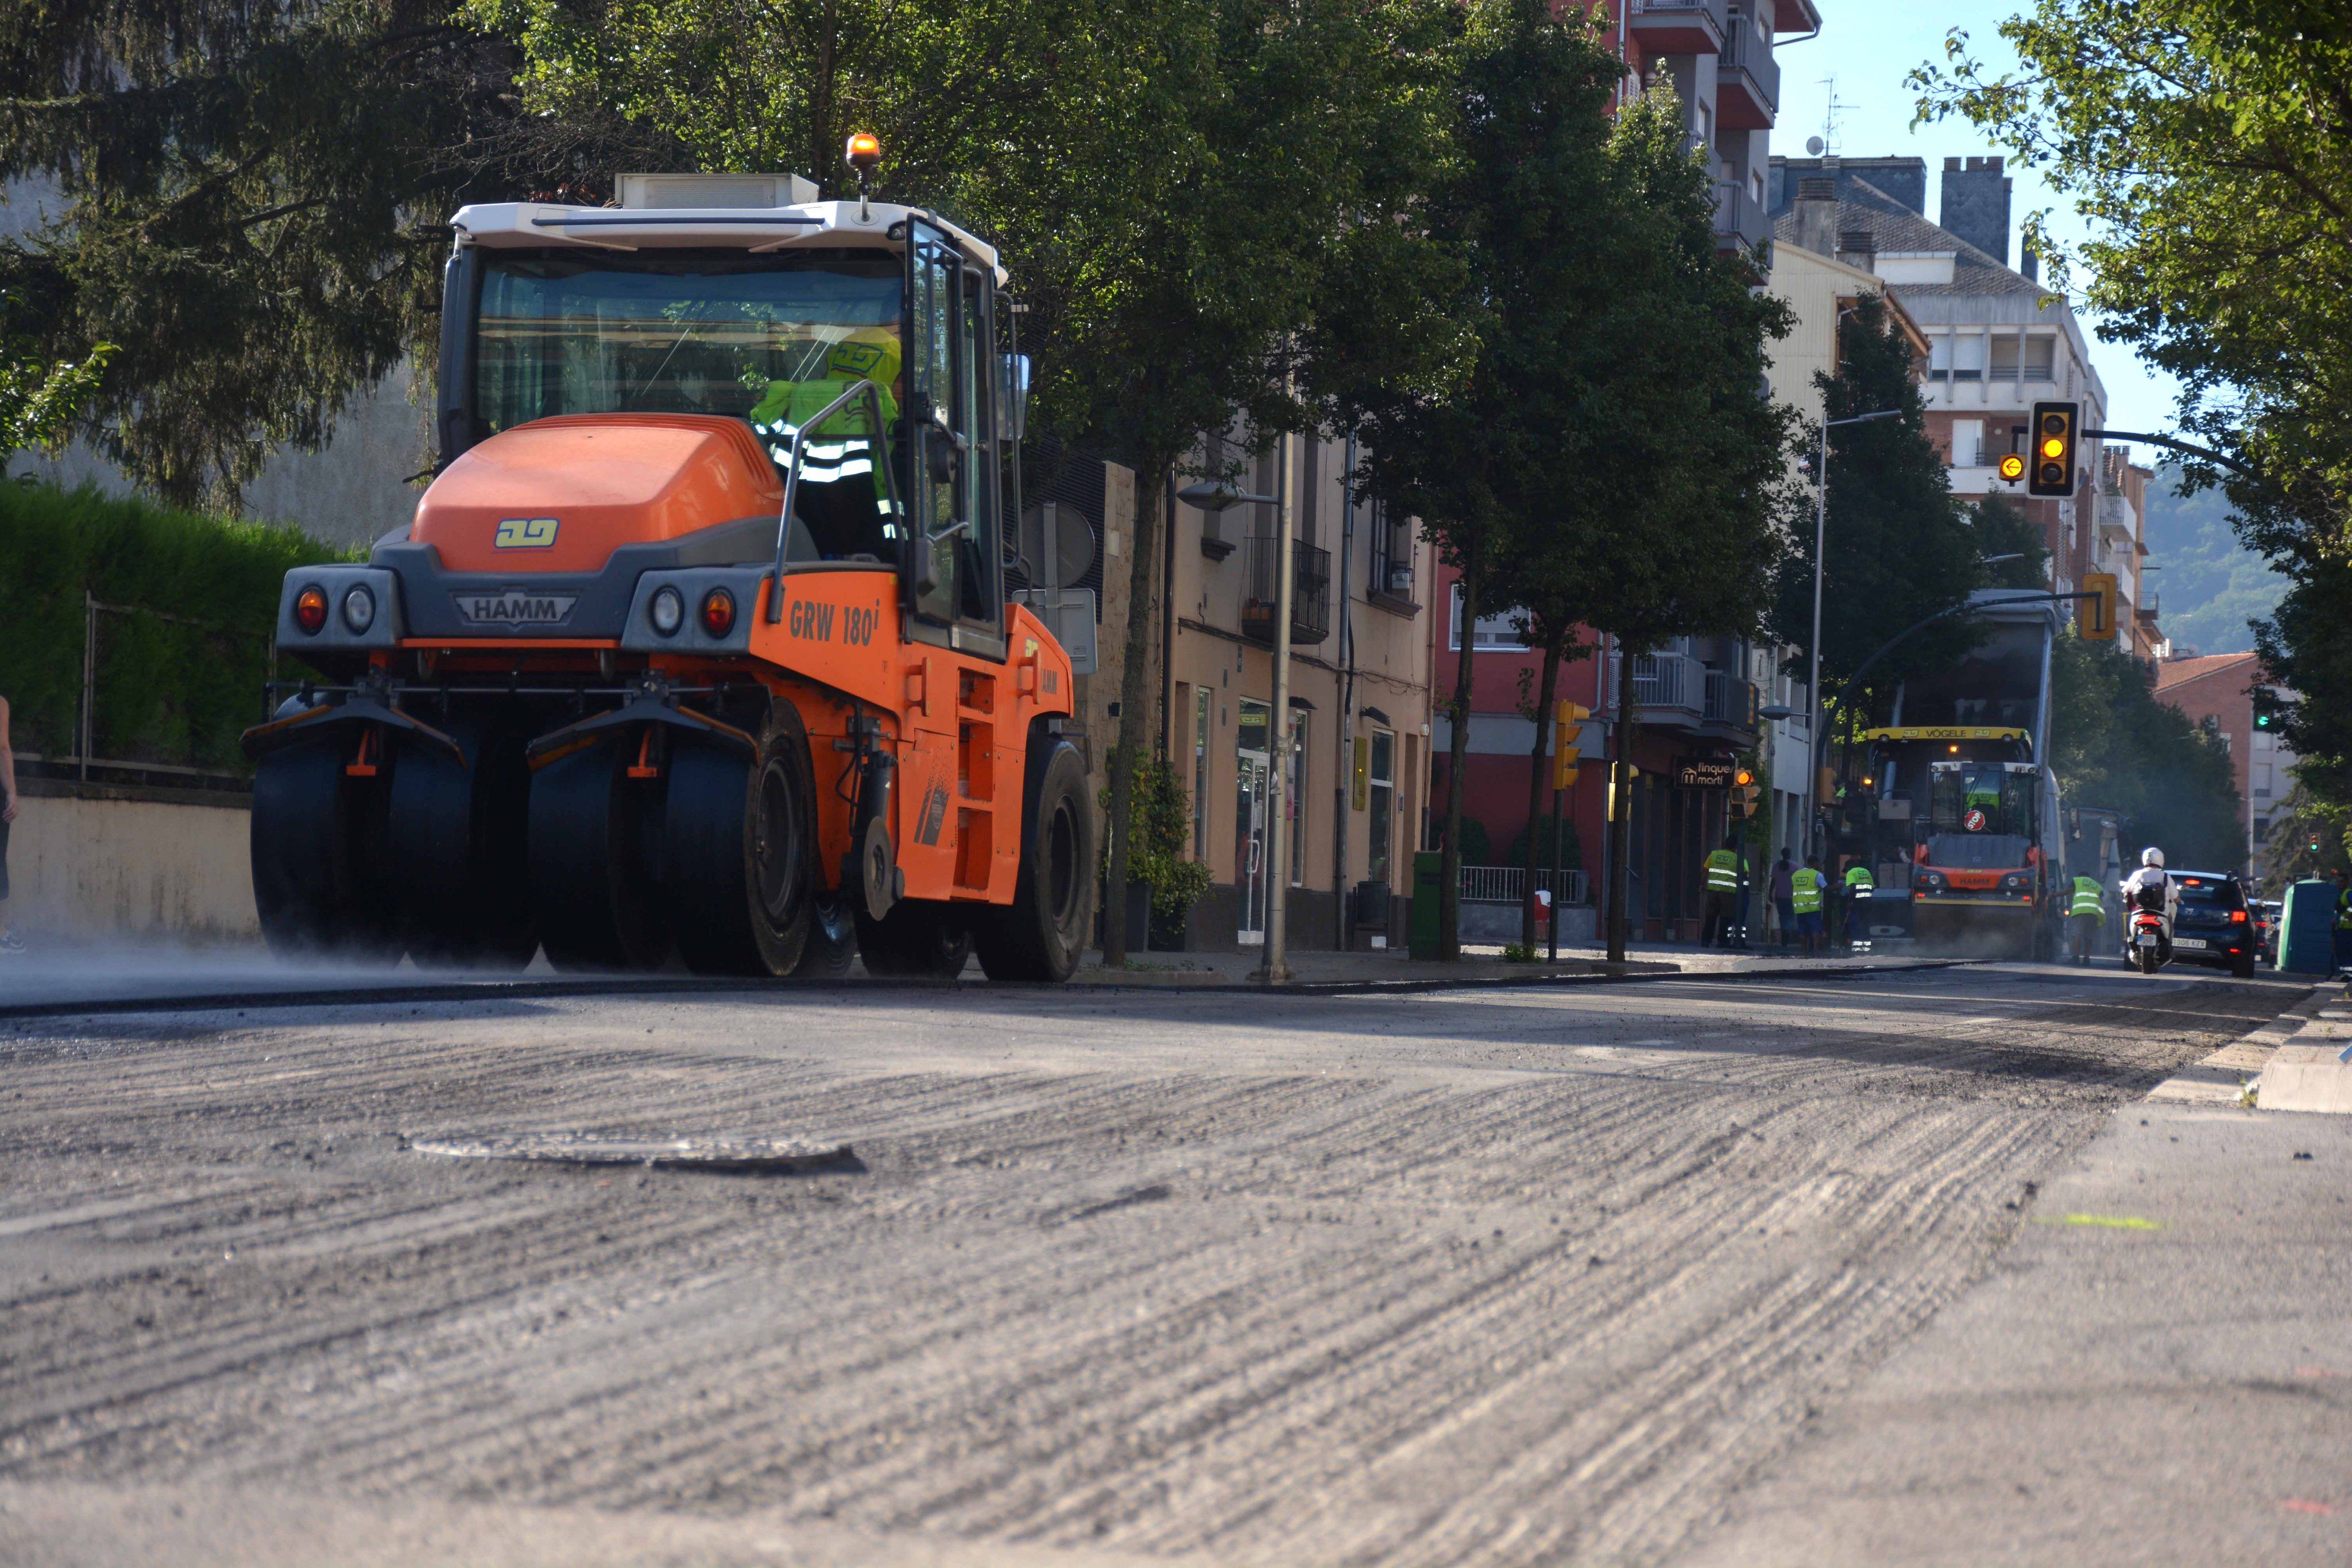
[1807,407,1901,858]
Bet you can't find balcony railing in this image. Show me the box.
[1716,21,1780,129]
[1702,669,1758,726]
[1713,181,1767,252]
[1627,0,1728,53]
[1240,535,1333,645]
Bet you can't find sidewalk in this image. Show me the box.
[1691,978,2352,1565]
[1069,940,1958,989]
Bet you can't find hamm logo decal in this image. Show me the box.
[493,516,559,548]
[455,590,578,626]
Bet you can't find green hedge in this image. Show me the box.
[0,481,349,774]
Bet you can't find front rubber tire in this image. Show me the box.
[973,737,1096,983]
[389,722,536,971]
[252,736,399,963]
[664,708,819,977]
[530,737,671,972]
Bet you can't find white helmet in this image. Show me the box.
[2141,846,2165,869]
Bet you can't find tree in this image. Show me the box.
[0,296,111,462]
[0,1,667,508]
[1768,296,1983,719]
[2048,632,2243,872]
[1914,4,2352,820]
[1970,493,2051,592]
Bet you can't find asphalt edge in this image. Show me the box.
[2146,981,2332,1106]
[0,958,1987,1024]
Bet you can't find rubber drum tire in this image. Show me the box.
[794,895,859,979]
[529,738,672,971]
[252,737,399,962]
[855,899,973,979]
[389,722,536,970]
[664,706,818,977]
[973,737,1096,983]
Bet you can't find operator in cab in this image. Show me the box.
[2121,847,2177,957]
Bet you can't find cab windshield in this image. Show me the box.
[474,249,905,558]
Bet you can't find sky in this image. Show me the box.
[1773,1,2185,438]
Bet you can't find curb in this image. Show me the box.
[0,958,1984,1025]
[2146,983,2331,1106]
[2250,982,2352,1113]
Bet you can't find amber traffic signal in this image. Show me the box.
[1730,768,1761,819]
[1552,700,1589,790]
[2028,400,2079,496]
[1997,452,2025,483]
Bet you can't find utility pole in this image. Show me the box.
[1259,425,1298,984]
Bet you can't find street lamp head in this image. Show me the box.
[1176,480,1279,513]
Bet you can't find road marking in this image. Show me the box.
[2041,1213,2160,1231]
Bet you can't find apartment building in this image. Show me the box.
[1619,0,1821,255]
[1767,154,2162,653]
[2153,653,2295,880]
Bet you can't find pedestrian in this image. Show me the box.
[1700,835,1740,947]
[2068,870,2106,966]
[1791,851,1827,957]
[0,694,18,955]
[1842,854,1875,951]
[1770,846,1796,949]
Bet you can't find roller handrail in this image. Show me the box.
[767,378,908,623]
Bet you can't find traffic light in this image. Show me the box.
[1997,451,2026,483]
[2078,571,2118,640]
[2028,400,2079,496]
[2254,688,2285,731]
[1730,768,1761,819]
[1552,700,1588,789]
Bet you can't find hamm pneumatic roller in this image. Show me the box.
[243,149,1100,981]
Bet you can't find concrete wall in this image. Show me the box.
[6,782,257,941]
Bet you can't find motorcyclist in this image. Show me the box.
[2120,846,2177,962]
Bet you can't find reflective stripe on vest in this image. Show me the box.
[1792,868,1824,913]
[1705,850,1739,892]
[1844,866,1874,893]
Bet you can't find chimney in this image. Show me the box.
[1835,228,1878,273]
[2021,238,2040,284]
[1793,177,1838,257]
[1940,154,2012,266]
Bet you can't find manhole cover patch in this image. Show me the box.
[408,1133,852,1172]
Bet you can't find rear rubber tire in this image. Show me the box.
[664,708,818,977]
[389,722,536,971]
[973,737,1096,983]
[530,737,671,972]
[2138,946,2161,975]
[856,899,972,978]
[2232,954,2257,979]
[252,736,399,962]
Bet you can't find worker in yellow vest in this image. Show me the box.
[2068,873,2106,966]
[1701,837,1742,948]
[1791,851,1827,957]
[1842,858,1875,952]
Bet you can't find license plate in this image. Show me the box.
[2135,932,2161,946]
[454,590,579,626]
[2173,937,2207,950]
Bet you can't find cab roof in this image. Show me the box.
[446,199,1008,286]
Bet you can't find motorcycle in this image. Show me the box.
[2127,882,2170,974]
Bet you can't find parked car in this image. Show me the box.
[2252,899,2283,966]
[2134,870,2258,979]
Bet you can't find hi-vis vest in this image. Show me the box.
[1705,849,1740,892]
[1844,865,1875,894]
[1791,868,1825,913]
[2070,876,2106,920]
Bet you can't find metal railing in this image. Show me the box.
[1630,0,1728,26]
[1717,20,1780,117]
[1460,865,1591,906]
[1713,182,1766,251]
[1240,535,1333,644]
[1702,669,1757,726]
[44,589,274,787]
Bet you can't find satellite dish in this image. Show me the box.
[1805,135,1825,156]
[1018,501,1098,591]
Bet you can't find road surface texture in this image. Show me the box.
[0,965,2310,1565]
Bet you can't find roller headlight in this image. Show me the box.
[341,584,376,634]
[650,585,685,637]
[294,584,328,634]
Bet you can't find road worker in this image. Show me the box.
[2068,872,2106,966]
[1842,855,1875,952]
[1701,836,1741,948]
[1792,852,1827,957]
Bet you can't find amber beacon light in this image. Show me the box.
[2027,400,2079,497]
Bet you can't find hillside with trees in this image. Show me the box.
[2137,462,2287,657]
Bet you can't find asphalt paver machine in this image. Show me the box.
[244,162,1098,981]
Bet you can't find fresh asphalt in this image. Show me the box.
[0,959,2334,1565]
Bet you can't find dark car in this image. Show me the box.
[2144,870,2259,978]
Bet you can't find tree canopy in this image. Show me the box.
[2049,632,2244,872]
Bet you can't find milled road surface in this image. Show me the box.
[0,966,2304,1565]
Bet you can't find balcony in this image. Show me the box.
[1628,0,1727,55]
[1599,649,1759,742]
[1240,535,1332,645]
[1714,180,1767,253]
[1716,21,1779,130]
[2096,491,2137,548]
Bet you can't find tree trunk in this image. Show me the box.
[1104,460,1167,967]
[1607,640,1639,963]
[1440,550,1479,962]
[1520,634,1564,950]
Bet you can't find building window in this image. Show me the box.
[1368,729,1396,885]
[1951,418,1983,467]
[1193,685,1212,858]
[1990,335,2057,383]
[1367,500,1411,598]
[1449,583,1527,649]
